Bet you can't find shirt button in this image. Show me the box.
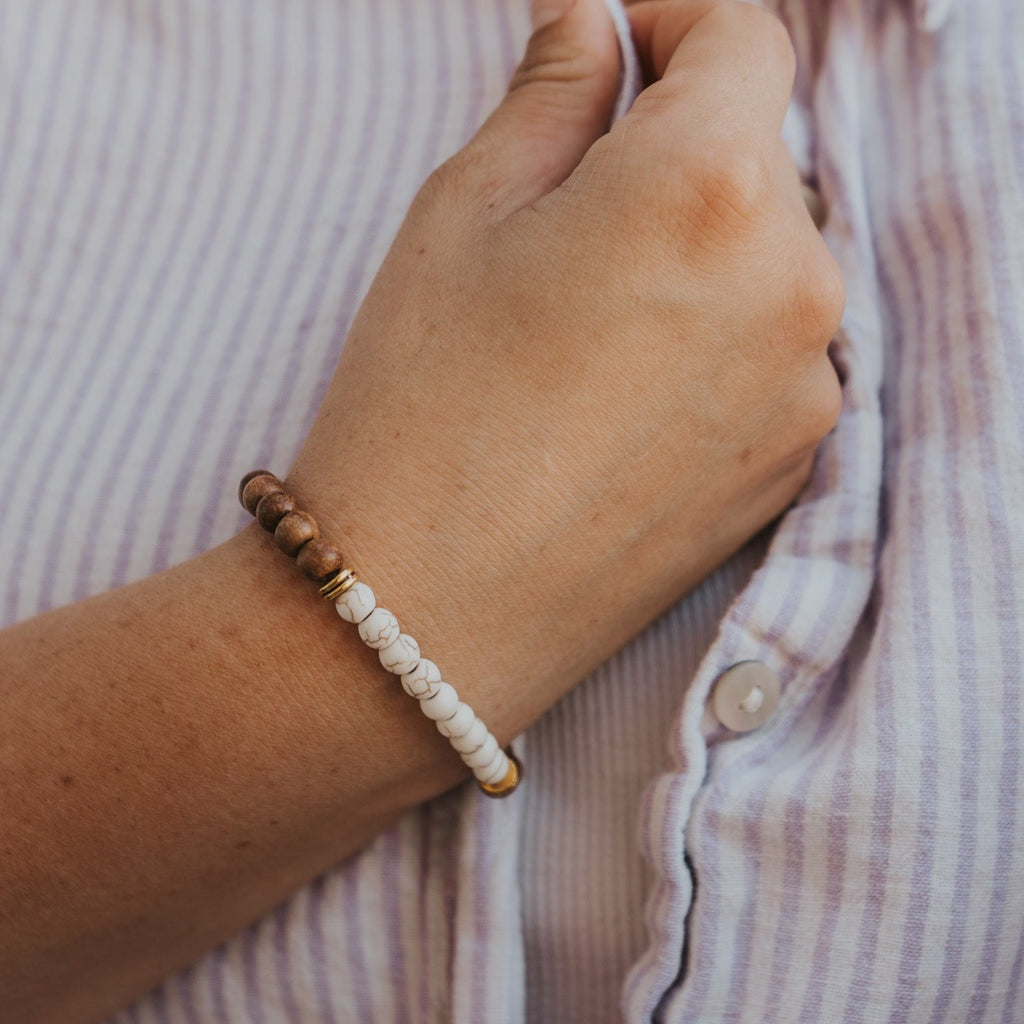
[711,661,780,733]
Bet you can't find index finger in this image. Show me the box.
[623,0,797,141]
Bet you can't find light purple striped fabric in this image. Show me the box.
[1,0,1022,1021]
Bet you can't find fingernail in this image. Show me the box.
[530,0,576,30]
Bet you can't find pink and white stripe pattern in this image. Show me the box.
[1,0,1022,1021]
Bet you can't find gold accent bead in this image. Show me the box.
[478,749,521,799]
[319,568,359,602]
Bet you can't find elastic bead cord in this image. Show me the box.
[237,469,521,798]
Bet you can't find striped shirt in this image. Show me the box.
[0,0,1021,1021]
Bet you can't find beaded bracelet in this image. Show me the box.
[238,470,521,798]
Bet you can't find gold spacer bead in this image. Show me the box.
[319,568,359,602]
[478,749,522,799]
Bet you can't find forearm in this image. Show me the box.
[0,521,466,1023]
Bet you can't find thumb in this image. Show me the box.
[469,0,621,215]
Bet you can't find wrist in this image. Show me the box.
[216,523,466,813]
[282,451,549,743]
[237,465,525,788]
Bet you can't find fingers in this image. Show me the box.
[626,0,717,83]
[631,3,826,234]
[444,0,621,217]
[525,0,803,265]
[624,1,796,143]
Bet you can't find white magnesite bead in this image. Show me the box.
[418,681,459,721]
[462,734,500,770]
[401,658,441,699]
[358,607,400,649]
[449,718,488,754]
[436,701,475,739]
[335,582,376,624]
[476,749,509,786]
[379,634,421,675]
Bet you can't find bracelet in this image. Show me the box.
[237,470,521,798]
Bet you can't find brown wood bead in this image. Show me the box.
[296,539,345,581]
[274,511,320,557]
[241,473,283,515]
[255,490,298,532]
[238,469,277,506]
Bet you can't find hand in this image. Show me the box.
[0,6,845,1019]
[291,0,844,741]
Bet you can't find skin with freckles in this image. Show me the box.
[0,2,843,1021]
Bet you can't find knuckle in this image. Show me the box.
[769,357,843,461]
[413,144,499,220]
[416,158,459,209]
[681,141,774,241]
[809,366,844,438]
[414,157,461,214]
[780,450,816,496]
[786,245,846,345]
[787,358,843,446]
